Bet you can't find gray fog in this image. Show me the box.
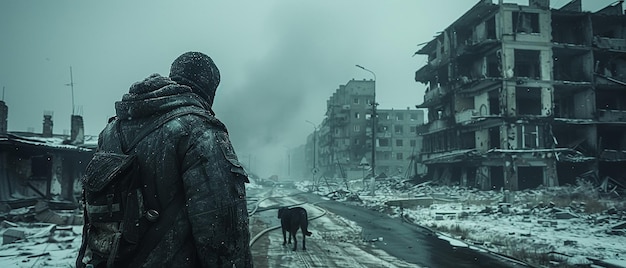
[0,0,615,178]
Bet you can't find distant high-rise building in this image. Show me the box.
[305,79,425,180]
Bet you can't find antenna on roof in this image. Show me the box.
[2,86,4,101]
[64,66,76,115]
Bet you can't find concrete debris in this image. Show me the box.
[554,210,579,220]
[0,201,83,226]
[2,228,25,245]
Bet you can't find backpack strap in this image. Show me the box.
[119,106,217,154]
[119,106,216,266]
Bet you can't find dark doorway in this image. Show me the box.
[518,166,544,189]
[490,166,504,190]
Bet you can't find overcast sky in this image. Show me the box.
[0,0,618,178]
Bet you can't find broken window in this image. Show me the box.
[512,12,540,34]
[396,113,404,121]
[354,125,360,132]
[354,112,360,119]
[519,124,542,148]
[516,87,542,115]
[514,49,541,79]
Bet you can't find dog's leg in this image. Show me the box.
[292,231,298,251]
[302,229,307,250]
[282,227,287,246]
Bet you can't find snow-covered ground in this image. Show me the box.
[297,178,626,267]
[1,177,624,267]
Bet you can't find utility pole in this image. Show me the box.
[356,65,377,182]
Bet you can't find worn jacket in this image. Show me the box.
[80,74,252,267]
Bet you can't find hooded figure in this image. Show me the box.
[77,52,253,268]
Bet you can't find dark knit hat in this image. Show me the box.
[169,52,220,106]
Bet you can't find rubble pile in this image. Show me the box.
[298,178,626,266]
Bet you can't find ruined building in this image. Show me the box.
[0,101,95,208]
[414,0,626,190]
[306,79,424,180]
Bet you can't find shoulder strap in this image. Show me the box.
[119,106,215,154]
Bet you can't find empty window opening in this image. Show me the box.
[553,50,591,82]
[512,12,540,34]
[598,125,626,151]
[518,166,544,190]
[552,15,588,45]
[516,87,542,115]
[460,131,475,149]
[515,50,541,79]
[597,90,626,110]
[486,16,497,39]
[553,92,576,118]
[486,53,500,78]
[31,155,53,178]
[488,89,501,115]
[489,127,501,149]
[595,54,626,81]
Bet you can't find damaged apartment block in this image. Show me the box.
[414,0,626,191]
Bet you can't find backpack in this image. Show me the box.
[77,107,216,268]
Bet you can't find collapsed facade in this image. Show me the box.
[306,79,425,180]
[414,0,626,190]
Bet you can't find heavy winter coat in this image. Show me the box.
[80,74,252,267]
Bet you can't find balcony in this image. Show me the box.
[422,86,451,107]
[455,109,477,124]
[594,37,626,51]
[416,119,452,135]
[597,109,626,122]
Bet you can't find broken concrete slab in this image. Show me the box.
[2,228,25,245]
[555,211,579,220]
[611,221,626,230]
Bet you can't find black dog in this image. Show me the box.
[277,207,312,251]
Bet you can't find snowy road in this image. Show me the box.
[247,187,528,268]
[250,202,418,268]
